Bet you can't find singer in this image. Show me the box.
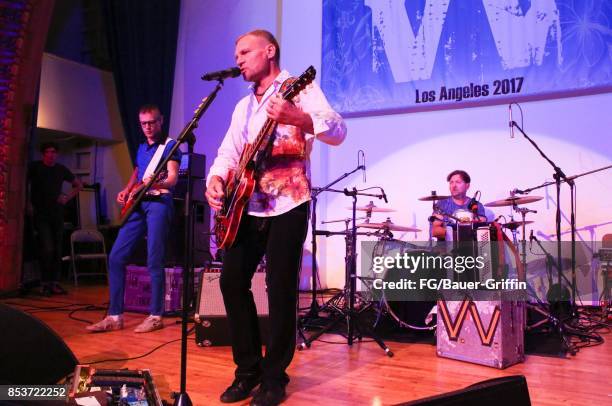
[205,29,346,406]
[432,169,489,240]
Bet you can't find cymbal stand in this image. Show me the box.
[299,188,393,356]
[303,164,364,323]
[512,205,536,272]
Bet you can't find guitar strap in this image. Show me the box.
[143,136,172,180]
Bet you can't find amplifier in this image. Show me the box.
[195,271,268,318]
[178,152,206,178]
[195,270,269,346]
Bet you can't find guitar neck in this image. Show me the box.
[234,117,277,183]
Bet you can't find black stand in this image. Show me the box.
[299,188,393,356]
[510,120,574,304]
[118,80,226,406]
[513,162,612,307]
[302,164,364,322]
[528,234,576,355]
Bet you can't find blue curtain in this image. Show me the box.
[103,0,180,163]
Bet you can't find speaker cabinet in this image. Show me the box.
[129,198,211,267]
[0,304,78,384]
[194,271,269,346]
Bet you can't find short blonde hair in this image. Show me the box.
[237,29,280,64]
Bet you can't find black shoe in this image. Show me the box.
[220,377,260,403]
[50,283,67,295]
[40,285,52,297]
[250,383,286,406]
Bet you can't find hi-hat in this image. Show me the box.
[502,220,534,230]
[484,195,543,207]
[348,202,396,212]
[418,192,450,201]
[357,219,421,232]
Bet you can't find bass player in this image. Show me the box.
[87,104,181,334]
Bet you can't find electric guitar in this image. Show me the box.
[214,66,316,249]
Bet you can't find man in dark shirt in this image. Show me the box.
[27,142,83,295]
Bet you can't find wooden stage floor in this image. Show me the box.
[2,284,610,405]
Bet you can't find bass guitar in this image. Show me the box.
[119,170,168,221]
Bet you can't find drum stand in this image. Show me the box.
[513,205,536,272]
[299,188,393,356]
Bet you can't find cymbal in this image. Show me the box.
[484,195,543,207]
[348,203,396,212]
[418,192,450,201]
[357,220,421,232]
[502,220,534,230]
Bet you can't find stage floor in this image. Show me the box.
[3,284,610,405]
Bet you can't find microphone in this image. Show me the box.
[468,191,480,213]
[358,150,366,182]
[201,67,241,81]
[511,188,525,195]
[509,104,514,139]
[381,189,388,204]
[529,229,534,250]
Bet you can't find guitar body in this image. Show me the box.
[119,181,144,220]
[119,170,168,224]
[214,166,256,249]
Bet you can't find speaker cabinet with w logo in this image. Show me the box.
[194,270,269,347]
[436,299,525,368]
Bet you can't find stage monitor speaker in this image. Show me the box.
[397,375,531,406]
[0,304,78,384]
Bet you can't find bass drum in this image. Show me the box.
[369,238,436,331]
[383,299,436,331]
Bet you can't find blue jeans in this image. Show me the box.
[108,195,173,316]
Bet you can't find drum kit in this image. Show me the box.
[331,192,544,331]
[300,186,545,355]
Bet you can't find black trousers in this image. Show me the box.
[220,202,309,386]
[33,212,64,283]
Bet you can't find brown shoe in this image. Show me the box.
[86,316,124,333]
[134,316,163,333]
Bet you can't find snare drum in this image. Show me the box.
[453,208,474,223]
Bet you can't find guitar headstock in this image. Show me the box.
[281,66,316,100]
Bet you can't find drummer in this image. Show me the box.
[432,169,487,240]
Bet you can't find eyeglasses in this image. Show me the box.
[140,118,160,127]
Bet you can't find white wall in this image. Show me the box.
[172,1,612,289]
[38,54,124,142]
[36,53,133,224]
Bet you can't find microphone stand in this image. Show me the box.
[512,163,612,309]
[165,79,225,406]
[528,234,575,355]
[510,120,574,312]
[302,165,364,324]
